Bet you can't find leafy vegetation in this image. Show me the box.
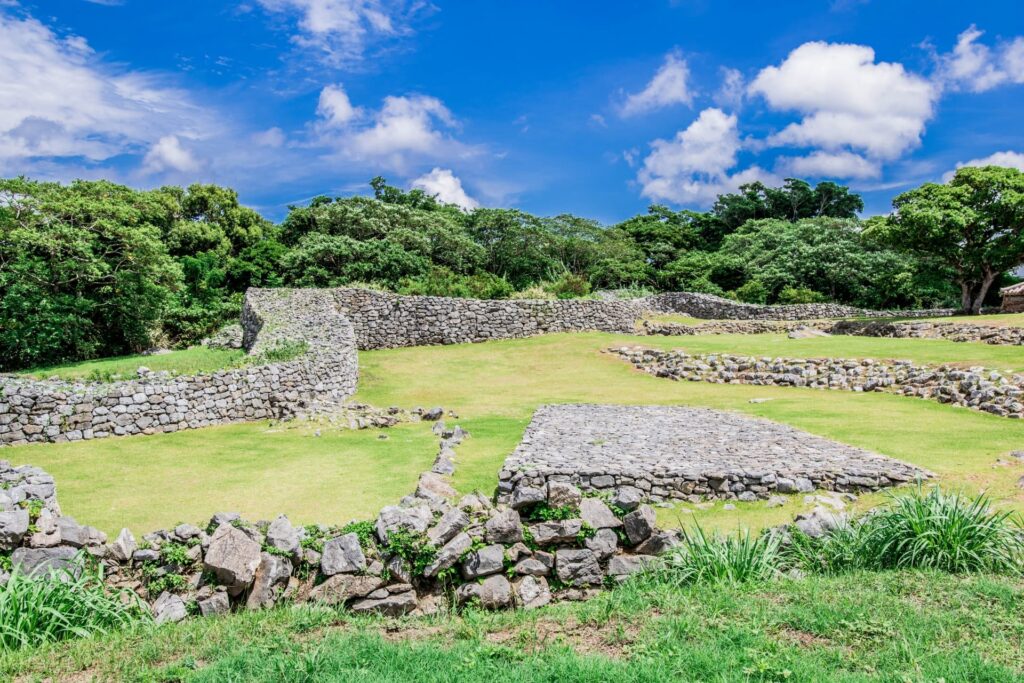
[11,169,1018,372]
[0,557,149,652]
[659,525,783,585]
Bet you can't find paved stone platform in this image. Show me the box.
[497,404,928,503]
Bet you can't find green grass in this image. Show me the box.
[641,312,704,325]
[3,570,1022,681]
[16,347,246,382]
[12,421,438,536]
[918,312,1024,327]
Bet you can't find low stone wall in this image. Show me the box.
[830,320,1024,346]
[497,405,927,504]
[331,288,645,350]
[0,289,358,446]
[646,291,957,321]
[0,413,671,621]
[613,347,1024,418]
[640,319,822,336]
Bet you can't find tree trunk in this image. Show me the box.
[969,269,998,314]
[960,282,975,313]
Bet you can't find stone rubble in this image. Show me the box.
[612,346,1024,419]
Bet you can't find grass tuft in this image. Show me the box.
[0,557,150,652]
[657,524,782,586]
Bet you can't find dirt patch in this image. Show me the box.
[775,626,833,649]
[484,616,639,659]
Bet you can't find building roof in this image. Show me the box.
[1000,281,1024,296]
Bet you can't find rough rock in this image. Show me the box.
[580,497,622,529]
[623,505,656,545]
[457,574,513,609]
[461,544,505,579]
[109,528,138,562]
[246,552,293,609]
[375,505,432,542]
[610,486,643,512]
[514,575,551,609]
[198,591,230,617]
[153,592,187,624]
[555,549,602,587]
[265,515,301,558]
[11,546,78,577]
[529,519,583,545]
[484,508,523,544]
[546,481,583,509]
[203,524,262,594]
[423,532,472,578]
[321,533,366,576]
[350,591,418,616]
[584,528,618,561]
[308,574,383,605]
[427,508,469,546]
[0,508,29,550]
[607,554,658,580]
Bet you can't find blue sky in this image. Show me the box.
[2,1,1023,222]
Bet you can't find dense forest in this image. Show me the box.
[2,166,1023,371]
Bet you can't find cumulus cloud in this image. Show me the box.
[943,150,1024,181]
[316,83,360,127]
[776,150,880,179]
[620,50,693,116]
[749,41,937,159]
[411,167,478,209]
[313,86,476,172]
[637,107,777,205]
[253,0,423,66]
[935,25,1024,92]
[142,135,201,173]
[713,67,745,109]
[0,11,211,175]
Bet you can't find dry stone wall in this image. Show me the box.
[0,289,357,446]
[332,288,646,349]
[614,347,1024,418]
[645,291,957,321]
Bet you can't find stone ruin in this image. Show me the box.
[498,404,928,505]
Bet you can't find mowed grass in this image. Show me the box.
[11,421,438,536]
[4,570,1022,681]
[16,347,245,382]
[919,311,1024,327]
[355,331,1024,532]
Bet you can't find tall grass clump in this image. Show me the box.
[0,558,150,651]
[782,487,1024,575]
[657,524,782,586]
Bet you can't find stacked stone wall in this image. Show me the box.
[0,289,358,446]
[645,291,958,321]
[332,288,646,350]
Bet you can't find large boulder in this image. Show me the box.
[457,574,513,609]
[623,505,656,546]
[529,519,582,545]
[264,515,301,558]
[606,554,659,581]
[579,498,622,529]
[350,590,418,616]
[309,574,383,606]
[509,487,545,510]
[546,481,582,509]
[0,508,29,551]
[321,533,366,576]
[554,549,602,587]
[153,592,187,624]
[203,524,262,595]
[484,508,523,544]
[584,527,618,561]
[610,486,643,512]
[460,544,504,579]
[514,575,551,609]
[375,505,432,543]
[11,546,78,578]
[427,508,469,547]
[246,553,293,610]
[422,532,472,578]
[198,591,230,617]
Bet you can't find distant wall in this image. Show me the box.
[0,289,357,446]
[646,291,957,321]
[332,288,646,350]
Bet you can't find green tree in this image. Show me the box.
[869,166,1024,313]
[0,178,180,370]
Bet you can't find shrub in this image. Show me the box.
[542,272,592,299]
[657,525,782,586]
[733,280,769,304]
[781,487,1024,575]
[0,558,149,651]
[777,286,828,304]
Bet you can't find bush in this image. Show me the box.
[782,487,1024,575]
[657,525,782,586]
[542,272,592,299]
[733,280,769,304]
[0,558,149,651]
[777,286,828,305]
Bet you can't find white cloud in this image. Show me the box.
[0,11,211,175]
[316,83,359,127]
[637,107,778,205]
[620,51,693,117]
[253,0,421,66]
[934,26,1024,93]
[142,135,201,173]
[411,167,478,210]
[714,67,745,109]
[943,150,1024,181]
[749,41,937,159]
[314,86,476,172]
[252,127,286,147]
[776,150,880,179]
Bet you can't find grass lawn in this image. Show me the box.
[8,330,1024,536]
[16,347,246,382]
[919,311,1024,327]
[4,570,1022,681]
[10,421,438,536]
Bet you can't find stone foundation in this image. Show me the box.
[497,404,927,504]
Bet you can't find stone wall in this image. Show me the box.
[331,288,646,350]
[613,347,1024,418]
[646,291,958,321]
[830,320,1024,346]
[0,289,358,446]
